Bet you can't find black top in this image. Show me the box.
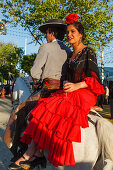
[66,47,100,83]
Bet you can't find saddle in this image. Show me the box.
[88,109,102,126]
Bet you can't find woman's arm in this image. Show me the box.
[63,81,88,92]
[63,48,105,94]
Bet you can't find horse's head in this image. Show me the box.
[8,72,16,82]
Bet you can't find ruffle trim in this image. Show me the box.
[21,117,77,166]
[29,95,89,131]
[84,77,105,96]
[21,97,90,166]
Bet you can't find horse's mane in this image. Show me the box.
[21,77,33,94]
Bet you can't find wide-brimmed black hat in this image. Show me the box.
[39,19,66,33]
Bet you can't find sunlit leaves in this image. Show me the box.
[20,54,36,74]
[0,42,24,79]
[0,0,113,51]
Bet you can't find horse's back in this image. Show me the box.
[73,120,98,164]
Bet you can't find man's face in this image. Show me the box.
[46,29,53,43]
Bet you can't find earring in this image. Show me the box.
[79,37,82,44]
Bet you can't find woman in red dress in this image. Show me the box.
[9,13,105,170]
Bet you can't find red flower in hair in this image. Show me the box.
[65,13,79,24]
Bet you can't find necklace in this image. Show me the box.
[69,50,81,63]
[69,45,87,63]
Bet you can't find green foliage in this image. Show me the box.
[0,42,24,80]
[0,64,19,80]
[0,0,113,51]
[20,53,36,74]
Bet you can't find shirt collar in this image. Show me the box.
[52,39,57,42]
[52,39,61,43]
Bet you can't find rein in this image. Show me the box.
[88,116,96,126]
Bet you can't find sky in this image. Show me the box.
[0,12,40,55]
[0,11,113,67]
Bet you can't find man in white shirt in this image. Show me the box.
[5,19,71,162]
[31,19,71,88]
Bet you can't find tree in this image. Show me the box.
[20,53,36,74]
[0,0,113,50]
[0,42,24,80]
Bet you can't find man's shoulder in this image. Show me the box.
[39,41,71,53]
[38,43,50,53]
[39,43,48,49]
[39,41,62,50]
[39,42,54,50]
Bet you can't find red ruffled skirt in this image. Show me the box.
[21,78,105,167]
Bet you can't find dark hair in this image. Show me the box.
[47,26,65,41]
[68,21,86,41]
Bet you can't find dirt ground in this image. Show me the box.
[0,97,13,170]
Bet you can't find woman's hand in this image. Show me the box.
[63,81,88,92]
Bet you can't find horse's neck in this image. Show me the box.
[21,77,33,94]
[13,77,33,104]
[18,77,33,101]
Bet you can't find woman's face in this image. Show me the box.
[66,24,82,45]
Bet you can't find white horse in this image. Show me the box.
[6,77,113,170]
